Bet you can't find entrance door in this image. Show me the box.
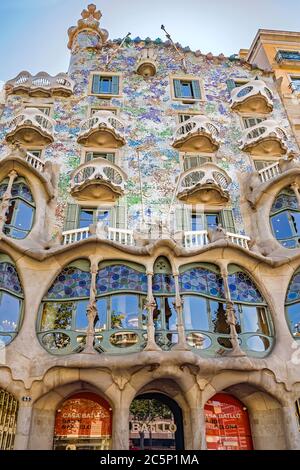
[129,393,184,450]
[53,392,112,450]
[205,393,253,450]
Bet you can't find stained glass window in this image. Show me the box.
[286,271,300,302]
[228,271,264,304]
[286,269,300,339]
[0,263,22,296]
[0,261,23,345]
[179,267,225,299]
[152,274,175,294]
[270,188,300,249]
[96,265,147,295]
[45,267,91,300]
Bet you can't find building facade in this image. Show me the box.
[0,4,300,450]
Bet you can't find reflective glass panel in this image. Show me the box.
[183,296,209,331]
[111,295,139,329]
[0,293,21,332]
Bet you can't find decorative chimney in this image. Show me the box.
[67,4,109,52]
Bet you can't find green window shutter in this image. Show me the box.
[107,153,115,163]
[63,204,79,231]
[114,198,127,229]
[183,205,192,231]
[191,80,201,99]
[92,75,101,94]
[111,75,120,95]
[173,79,182,98]
[85,152,93,162]
[175,206,184,231]
[226,79,236,93]
[222,209,236,234]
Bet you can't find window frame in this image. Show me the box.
[23,100,53,117]
[170,74,205,103]
[180,152,213,171]
[80,146,120,166]
[89,72,122,98]
[88,105,119,117]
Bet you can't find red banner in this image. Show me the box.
[205,393,253,450]
[54,392,112,438]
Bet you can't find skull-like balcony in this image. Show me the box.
[239,119,288,156]
[230,79,273,113]
[5,108,55,146]
[177,162,231,204]
[172,115,220,153]
[5,71,74,98]
[77,111,126,148]
[70,159,127,202]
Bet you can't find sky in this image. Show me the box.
[0,0,300,84]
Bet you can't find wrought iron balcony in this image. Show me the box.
[230,79,273,113]
[77,111,126,148]
[70,159,127,201]
[172,115,220,152]
[177,162,231,204]
[5,108,55,146]
[5,71,74,97]
[239,119,288,156]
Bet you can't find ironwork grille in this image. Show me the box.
[0,389,18,450]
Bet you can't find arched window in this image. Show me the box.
[0,177,35,239]
[152,257,177,349]
[270,187,300,249]
[285,269,300,339]
[38,260,91,354]
[95,262,147,351]
[179,263,273,356]
[0,255,23,346]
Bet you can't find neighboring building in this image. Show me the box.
[0,4,300,451]
[244,29,300,147]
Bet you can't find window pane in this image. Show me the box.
[111,295,139,329]
[191,213,204,231]
[211,301,231,334]
[271,212,293,239]
[153,298,163,330]
[97,210,111,226]
[100,77,112,94]
[79,209,94,228]
[13,201,34,230]
[0,293,20,332]
[74,300,90,331]
[41,302,74,331]
[164,297,177,330]
[95,298,108,331]
[242,305,269,334]
[291,212,300,235]
[206,214,219,230]
[287,303,300,337]
[181,82,193,98]
[183,296,209,331]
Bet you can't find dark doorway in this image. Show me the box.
[129,392,184,450]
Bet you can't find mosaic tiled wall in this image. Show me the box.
[0,31,297,236]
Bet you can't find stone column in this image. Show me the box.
[112,402,130,450]
[189,406,207,450]
[290,182,300,208]
[282,402,300,450]
[14,402,33,450]
[84,260,98,354]
[0,170,18,233]
[144,272,161,351]
[172,273,190,351]
[221,267,246,357]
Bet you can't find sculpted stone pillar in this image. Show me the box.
[172,273,190,351]
[84,260,98,354]
[282,402,300,450]
[0,170,18,233]
[144,272,161,351]
[290,182,300,208]
[189,406,207,450]
[112,398,130,450]
[14,401,33,450]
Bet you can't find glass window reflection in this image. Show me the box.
[0,293,21,332]
[111,295,139,329]
[183,296,209,331]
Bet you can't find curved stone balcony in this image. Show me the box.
[172,115,220,152]
[77,111,126,148]
[5,71,74,98]
[70,159,127,201]
[177,162,231,204]
[5,107,55,146]
[239,119,288,156]
[230,79,273,113]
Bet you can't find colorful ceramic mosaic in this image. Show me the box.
[270,188,299,214]
[286,270,300,303]
[96,265,148,294]
[179,268,225,299]
[228,271,264,304]
[0,262,23,296]
[45,267,91,299]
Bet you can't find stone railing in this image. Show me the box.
[78,111,126,147]
[177,162,231,204]
[239,119,288,153]
[172,115,220,151]
[25,151,45,173]
[5,71,74,97]
[183,230,250,250]
[258,161,281,183]
[230,79,273,112]
[62,226,134,246]
[6,107,55,144]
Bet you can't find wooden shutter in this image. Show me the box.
[173,79,182,98]
[114,198,127,229]
[92,75,101,94]
[175,205,192,231]
[191,80,201,99]
[111,75,120,95]
[222,209,236,234]
[183,205,192,231]
[226,79,236,93]
[63,204,79,231]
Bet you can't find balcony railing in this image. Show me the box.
[5,71,74,97]
[177,163,231,204]
[25,151,45,173]
[239,119,288,155]
[5,107,55,145]
[183,230,250,250]
[62,226,134,246]
[172,115,220,152]
[230,79,273,113]
[258,161,281,183]
[70,159,126,201]
[77,111,126,147]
